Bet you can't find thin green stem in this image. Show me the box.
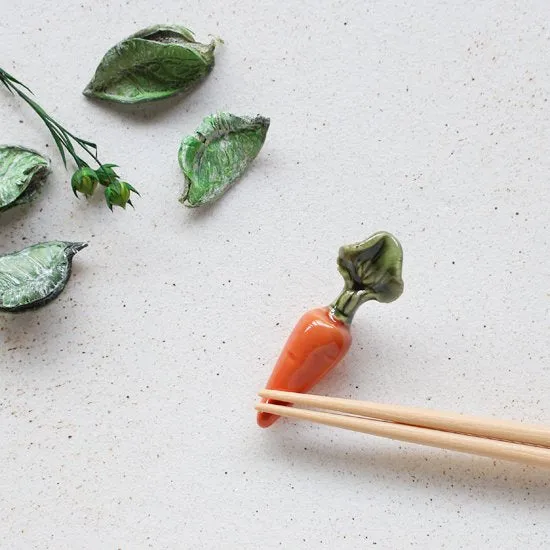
[0,68,101,169]
[330,289,370,325]
[1,67,138,209]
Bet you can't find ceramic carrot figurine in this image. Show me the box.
[257,231,404,428]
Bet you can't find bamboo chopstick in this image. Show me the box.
[256,391,550,469]
[259,389,550,447]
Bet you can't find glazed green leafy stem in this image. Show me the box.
[330,232,404,323]
[0,67,138,210]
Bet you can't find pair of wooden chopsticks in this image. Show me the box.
[256,390,550,469]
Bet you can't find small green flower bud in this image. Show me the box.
[71,166,99,198]
[95,163,119,186]
[104,180,138,210]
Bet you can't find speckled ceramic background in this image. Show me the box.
[1,1,549,548]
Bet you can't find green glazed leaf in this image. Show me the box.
[331,232,404,323]
[178,112,270,207]
[0,145,50,211]
[0,241,87,312]
[83,24,218,104]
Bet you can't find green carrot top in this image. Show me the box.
[330,232,404,323]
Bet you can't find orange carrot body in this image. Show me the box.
[257,307,351,428]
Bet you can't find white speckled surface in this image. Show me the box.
[1,1,549,548]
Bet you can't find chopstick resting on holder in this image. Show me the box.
[256,389,550,469]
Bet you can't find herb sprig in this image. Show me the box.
[0,67,138,210]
